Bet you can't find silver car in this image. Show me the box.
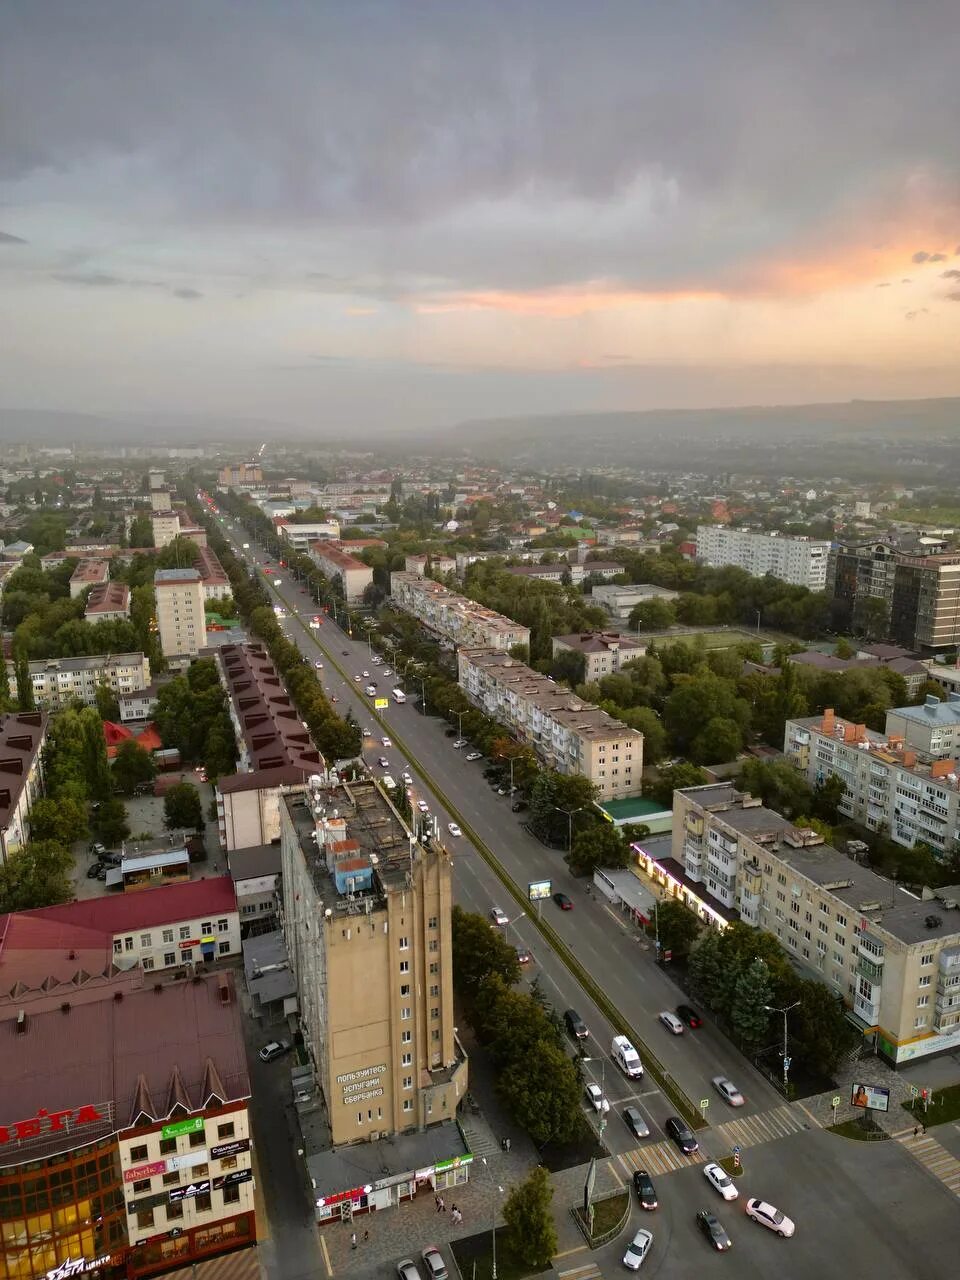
[622,1228,653,1270]
[397,1261,422,1280]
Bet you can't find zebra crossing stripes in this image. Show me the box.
[713,1103,811,1151]
[617,1139,704,1179]
[900,1133,960,1198]
[557,1263,602,1280]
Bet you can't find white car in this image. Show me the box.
[658,1011,684,1035]
[378,757,391,768]
[452,738,467,749]
[417,799,430,813]
[702,1162,739,1201]
[746,1199,795,1237]
[371,656,382,664]
[584,1083,610,1114]
[314,660,323,669]
[465,751,483,762]
[382,737,392,747]
[382,667,392,676]
[402,771,413,784]
[490,906,509,927]
[354,674,361,682]
[622,1228,653,1271]
[447,822,462,837]
[712,1075,745,1107]
[362,670,369,677]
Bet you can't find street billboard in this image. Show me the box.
[374,698,389,709]
[851,1081,890,1112]
[528,879,552,900]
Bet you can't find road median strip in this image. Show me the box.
[272,576,705,1131]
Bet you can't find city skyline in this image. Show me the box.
[2,1,959,431]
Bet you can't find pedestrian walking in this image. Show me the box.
[914,1125,919,1138]
[922,1122,927,1135]
[504,1137,511,1153]
[364,1230,370,1243]
[351,1232,357,1250]
[434,1192,441,1210]
[438,1195,446,1213]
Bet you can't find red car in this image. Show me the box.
[553,892,573,911]
[676,1004,703,1029]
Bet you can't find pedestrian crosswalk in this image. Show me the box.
[713,1103,813,1152]
[617,1138,704,1178]
[557,1262,602,1280]
[898,1132,960,1198]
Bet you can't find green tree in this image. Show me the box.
[14,651,34,710]
[496,1035,583,1148]
[645,760,708,808]
[651,898,702,957]
[0,839,73,911]
[97,797,130,846]
[502,1166,558,1269]
[28,795,88,846]
[566,821,628,877]
[163,782,204,831]
[80,706,112,800]
[94,682,121,722]
[736,758,814,818]
[628,597,676,631]
[729,959,773,1049]
[664,672,750,754]
[451,906,522,1009]
[791,980,859,1077]
[690,715,743,764]
[112,739,157,795]
[606,705,666,763]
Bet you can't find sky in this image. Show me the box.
[1,0,959,435]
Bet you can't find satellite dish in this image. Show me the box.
[446,520,459,531]
[546,501,557,510]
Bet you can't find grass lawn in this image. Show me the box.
[718,1156,744,1177]
[828,1118,890,1142]
[903,1083,960,1127]
[539,1117,606,1173]
[450,1229,550,1280]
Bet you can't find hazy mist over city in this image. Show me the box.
[2,1,960,445]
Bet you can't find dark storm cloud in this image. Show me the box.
[0,230,27,244]
[2,1,960,296]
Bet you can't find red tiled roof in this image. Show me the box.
[20,877,237,936]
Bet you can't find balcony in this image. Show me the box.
[935,991,960,1015]
[683,842,703,870]
[853,995,879,1025]
[857,955,884,981]
[685,814,704,836]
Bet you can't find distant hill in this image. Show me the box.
[0,408,297,447]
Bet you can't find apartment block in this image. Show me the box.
[279,777,467,1148]
[154,567,207,659]
[84,579,131,622]
[219,462,264,488]
[405,553,457,578]
[194,544,232,601]
[667,783,960,1064]
[11,652,151,710]
[151,509,181,548]
[696,525,831,590]
[890,553,960,653]
[276,520,341,552]
[458,648,643,800]
[309,540,374,603]
[503,561,624,586]
[0,710,48,863]
[885,693,960,761]
[828,538,899,633]
[69,557,110,598]
[390,571,530,652]
[552,631,647,682]
[785,707,960,855]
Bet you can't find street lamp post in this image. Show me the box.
[480,1158,504,1280]
[448,708,467,738]
[554,804,586,851]
[764,1001,800,1091]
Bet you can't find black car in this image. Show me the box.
[676,1003,703,1029]
[342,650,350,656]
[564,1008,588,1040]
[553,892,573,910]
[665,1116,699,1154]
[633,1170,658,1210]
[696,1209,732,1251]
[86,862,103,879]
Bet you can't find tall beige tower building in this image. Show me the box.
[154,567,207,660]
[279,778,466,1147]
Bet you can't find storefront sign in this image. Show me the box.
[167,1150,208,1172]
[45,1255,112,1279]
[160,1116,204,1140]
[213,1168,253,1191]
[168,1179,210,1203]
[316,1184,371,1208]
[434,1154,474,1173]
[0,1104,106,1146]
[123,1161,166,1183]
[210,1138,250,1160]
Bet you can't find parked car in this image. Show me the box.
[397,1261,422,1280]
[417,799,430,813]
[745,1199,795,1237]
[632,1169,657,1209]
[696,1209,732,1251]
[703,1162,739,1201]
[511,799,528,812]
[676,1003,703,1028]
[658,1010,684,1035]
[465,751,483,762]
[553,891,573,910]
[664,1116,698,1154]
[623,1106,650,1140]
[452,738,467,748]
[621,1228,653,1271]
[421,1247,447,1280]
[86,862,103,879]
[712,1075,745,1107]
[258,1039,291,1063]
[362,670,369,677]
[584,1083,609,1114]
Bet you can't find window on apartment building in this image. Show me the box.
[400,984,410,997]
[917,995,929,1008]
[164,951,176,967]
[139,933,152,948]
[430,1007,439,1019]
[914,1016,928,1029]
[189,1130,206,1149]
[136,1208,155,1230]
[803,929,811,941]
[836,914,847,927]
[401,1030,411,1044]
[921,952,934,965]
[179,926,190,940]
[159,1137,177,1155]
[776,890,786,903]
[429,962,439,975]
[399,936,409,949]
[432,1029,440,1041]
[217,918,229,933]
[428,916,438,929]
[790,901,800,915]
[919,975,931,987]
[597,770,605,778]
[162,928,174,944]
[403,1076,413,1091]
[130,1143,149,1162]
[142,956,154,971]
[835,932,845,946]
[429,985,439,998]
[201,921,213,934]
[195,1191,212,1212]
[804,910,812,923]
[162,1171,180,1188]
[401,1052,412,1067]
[217,1122,235,1139]
[818,921,828,933]
[112,939,122,955]
[403,1100,413,1113]
[401,1008,411,1021]
[180,947,193,963]
[777,873,787,885]
[222,1183,242,1206]
[399,960,409,973]
[819,902,829,914]
[218,941,230,956]
[428,940,438,952]
[834,952,844,965]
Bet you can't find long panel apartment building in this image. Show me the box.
[458,648,643,800]
[828,541,960,653]
[696,524,831,590]
[785,698,960,856]
[11,652,151,710]
[663,783,960,1065]
[390,571,530,652]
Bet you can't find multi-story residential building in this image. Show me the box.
[309,541,374,603]
[0,710,47,864]
[827,538,899,633]
[662,782,960,1064]
[0,929,255,1280]
[276,520,340,552]
[890,553,960,653]
[84,579,131,622]
[228,842,281,935]
[118,684,160,723]
[390,571,530,652]
[696,525,831,589]
[69,557,110,598]
[885,693,960,761]
[784,707,960,854]
[10,653,151,710]
[279,777,471,1208]
[151,509,181,548]
[218,766,309,851]
[194,544,232,600]
[218,462,264,488]
[590,583,679,623]
[405,553,456,578]
[154,567,207,660]
[458,648,643,800]
[503,561,624,586]
[552,632,647,682]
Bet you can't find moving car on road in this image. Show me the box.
[676,1003,703,1028]
[378,757,390,768]
[447,822,462,837]
[417,799,430,813]
[664,1116,699,1154]
[515,946,532,965]
[584,1083,609,1114]
[632,1169,657,1210]
[564,1009,588,1040]
[712,1075,745,1107]
[703,1162,739,1201]
[490,906,510,927]
[745,1200,795,1237]
[696,1209,732,1251]
[658,1010,684,1035]
[623,1106,650,1140]
[622,1228,653,1270]
[553,891,573,910]
[465,751,483,761]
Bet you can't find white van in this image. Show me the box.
[612,1035,644,1079]
[381,775,397,792]
[392,688,406,703]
